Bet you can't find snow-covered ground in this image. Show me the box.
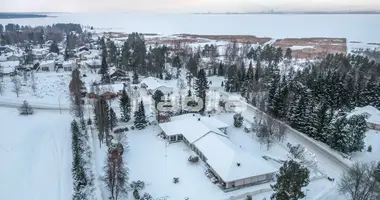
[0,107,72,200]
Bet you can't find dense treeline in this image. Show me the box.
[0,23,83,45]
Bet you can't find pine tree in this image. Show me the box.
[346,114,367,153]
[218,62,224,76]
[326,112,350,153]
[288,93,308,131]
[284,48,292,60]
[19,100,34,115]
[272,76,289,119]
[152,90,164,109]
[267,73,280,116]
[246,61,254,81]
[134,101,147,130]
[132,69,139,84]
[194,69,209,113]
[313,101,332,143]
[119,89,132,122]
[271,160,310,200]
[49,41,59,54]
[100,55,110,84]
[361,75,378,106]
[109,108,117,131]
[94,97,110,147]
[255,60,261,83]
[64,48,69,61]
[71,120,88,200]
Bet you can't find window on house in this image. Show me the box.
[170,135,176,142]
[178,135,183,141]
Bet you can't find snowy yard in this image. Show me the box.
[351,130,380,163]
[0,107,72,200]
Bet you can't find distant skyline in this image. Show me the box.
[1,0,380,13]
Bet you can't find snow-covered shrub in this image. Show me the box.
[233,113,243,128]
[131,126,135,130]
[133,189,140,200]
[246,195,252,200]
[130,180,145,190]
[289,144,305,159]
[140,193,153,200]
[188,156,199,163]
[19,100,34,115]
[173,177,179,184]
[368,145,372,152]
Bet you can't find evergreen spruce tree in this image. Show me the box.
[71,120,88,200]
[100,55,110,83]
[326,113,350,153]
[361,75,378,106]
[271,160,310,200]
[218,62,224,76]
[109,108,117,131]
[246,61,254,81]
[288,93,308,131]
[119,89,132,122]
[346,114,367,153]
[134,100,147,130]
[255,60,261,83]
[272,76,289,119]
[194,69,209,113]
[267,73,280,116]
[132,69,139,84]
[313,101,332,143]
[64,48,69,61]
[284,48,292,60]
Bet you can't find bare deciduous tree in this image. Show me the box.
[30,71,37,94]
[104,146,129,200]
[256,117,276,150]
[23,70,28,83]
[339,162,380,200]
[275,121,287,142]
[289,144,305,159]
[11,75,21,97]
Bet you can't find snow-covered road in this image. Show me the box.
[218,90,349,199]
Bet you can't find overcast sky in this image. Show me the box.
[2,0,380,12]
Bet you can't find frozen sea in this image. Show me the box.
[0,13,379,43]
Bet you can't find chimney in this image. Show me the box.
[237,163,241,167]
[198,118,201,121]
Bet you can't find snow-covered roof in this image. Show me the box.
[347,106,380,124]
[0,61,20,68]
[193,133,278,182]
[141,77,173,91]
[2,67,15,73]
[159,114,228,143]
[75,51,90,57]
[62,60,75,67]
[84,59,101,66]
[45,52,58,58]
[40,60,55,66]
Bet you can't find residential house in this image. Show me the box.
[62,60,76,72]
[38,60,56,72]
[141,76,174,95]
[6,54,22,61]
[76,46,89,53]
[159,114,277,190]
[75,51,91,61]
[347,106,380,131]
[44,52,58,61]
[84,59,101,69]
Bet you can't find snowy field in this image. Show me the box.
[0,107,72,200]
[1,13,380,43]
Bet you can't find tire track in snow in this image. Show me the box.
[51,130,63,200]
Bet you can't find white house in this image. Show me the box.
[6,54,21,61]
[44,52,58,61]
[39,60,56,72]
[75,51,91,60]
[62,60,76,72]
[347,106,380,131]
[141,76,174,95]
[159,114,278,190]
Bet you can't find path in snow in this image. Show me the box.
[0,108,73,200]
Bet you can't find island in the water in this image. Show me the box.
[0,13,49,19]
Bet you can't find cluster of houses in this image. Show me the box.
[0,41,103,76]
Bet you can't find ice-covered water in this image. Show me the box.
[1,13,379,42]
